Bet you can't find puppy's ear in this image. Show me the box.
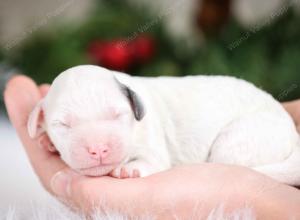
[115,78,145,121]
[27,99,45,138]
[124,86,145,121]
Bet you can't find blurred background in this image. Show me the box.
[0,0,300,215]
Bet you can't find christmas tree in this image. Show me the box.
[1,0,300,101]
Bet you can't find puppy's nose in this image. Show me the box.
[87,146,109,159]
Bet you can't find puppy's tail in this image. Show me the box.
[253,143,300,186]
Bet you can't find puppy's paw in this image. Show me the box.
[110,159,156,178]
[110,165,141,179]
[38,134,56,152]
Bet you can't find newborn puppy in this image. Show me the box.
[28,65,300,185]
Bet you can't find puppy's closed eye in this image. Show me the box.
[107,108,128,120]
[52,120,71,129]
[112,112,122,119]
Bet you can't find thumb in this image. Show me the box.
[51,169,82,199]
[50,169,101,212]
[51,169,147,213]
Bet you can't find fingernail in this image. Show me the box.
[51,171,71,197]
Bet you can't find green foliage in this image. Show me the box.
[4,0,162,84]
[187,12,300,101]
[2,1,300,101]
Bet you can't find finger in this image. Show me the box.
[39,84,50,97]
[63,174,146,213]
[283,100,300,126]
[4,75,40,129]
[4,75,67,193]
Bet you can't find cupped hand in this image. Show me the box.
[4,76,300,219]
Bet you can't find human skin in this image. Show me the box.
[283,100,300,133]
[4,75,300,219]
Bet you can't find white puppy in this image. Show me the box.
[28,65,300,185]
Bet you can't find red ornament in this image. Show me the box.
[88,40,134,71]
[131,35,155,63]
[87,35,155,71]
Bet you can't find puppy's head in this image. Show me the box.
[28,65,145,176]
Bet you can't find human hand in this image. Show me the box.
[283,100,300,133]
[4,76,300,219]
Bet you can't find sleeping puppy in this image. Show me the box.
[28,65,300,185]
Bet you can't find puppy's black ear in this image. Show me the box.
[115,78,145,121]
[124,86,145,121]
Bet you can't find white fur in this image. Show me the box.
[2,200,256,220]
[0,117,257,220]
[28,65,300,184]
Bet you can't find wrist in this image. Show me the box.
[255,183,300,219]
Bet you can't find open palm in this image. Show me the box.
[4,75,300,219]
